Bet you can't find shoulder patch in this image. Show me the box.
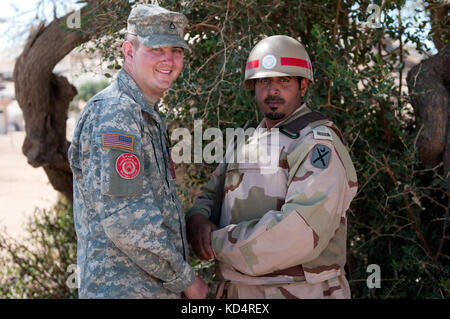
[102,133,134,151]
[312,126,333,141]
[116,153,140,179]
[311,144,331,169]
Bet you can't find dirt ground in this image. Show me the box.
[0,131,58,240]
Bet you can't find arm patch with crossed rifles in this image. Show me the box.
[311,144,332,169]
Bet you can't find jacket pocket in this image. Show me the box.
[101,149,143,197]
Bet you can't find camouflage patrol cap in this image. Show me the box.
[127,4,190,52]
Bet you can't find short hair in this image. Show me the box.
[124,33,140,62]
[123,33,141,63]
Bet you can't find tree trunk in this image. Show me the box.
[406,44,450,177]
[13,3,102,204]
[428,2,449,52]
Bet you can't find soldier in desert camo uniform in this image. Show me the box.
[68,4,207,299]
[186,35,358,299]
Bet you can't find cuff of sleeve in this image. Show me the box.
[185,208,210,221]
[211,227,230,257]
[162,262,196,294]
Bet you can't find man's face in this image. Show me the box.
[254,76,306,127]
[127,44,184,99]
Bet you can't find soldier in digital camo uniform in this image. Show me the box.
[186,35,358,299]
[68,4,207,299]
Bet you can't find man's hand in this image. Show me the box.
[187,214,218,260]
[183,275,208,299]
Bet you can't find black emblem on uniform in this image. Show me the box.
[311,144,331,169]
[169,22,176,29]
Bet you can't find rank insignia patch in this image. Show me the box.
[312,126,333,141]
[311,144,331,169]
[102,133,134,151]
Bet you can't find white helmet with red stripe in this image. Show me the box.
[244,35,314,89]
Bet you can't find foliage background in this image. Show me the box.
[0,0,448,298]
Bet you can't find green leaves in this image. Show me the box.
[3,0,445,299]
[0,199,77,299]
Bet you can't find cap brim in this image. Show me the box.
[247,70,292,80]
[137,34,191,53]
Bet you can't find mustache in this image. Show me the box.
[264,96,285,104]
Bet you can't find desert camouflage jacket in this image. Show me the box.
[68,69,195,298]
[187,104,357,286]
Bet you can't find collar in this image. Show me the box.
[116,69,161,124]
[257,103,311,130]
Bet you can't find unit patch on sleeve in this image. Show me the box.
[116,153,140,179]
[102,133,134,151]
[311,144,332,169]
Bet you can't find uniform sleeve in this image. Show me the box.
[210,135,350,276]
[101,198,195,293]
[93,102,195,293]
[185,162,227,224]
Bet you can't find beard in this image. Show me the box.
[264,111,285,120]
[263,95,286,120]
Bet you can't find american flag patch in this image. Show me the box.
[102,133,134,151]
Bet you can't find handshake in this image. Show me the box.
[183,214,219,299]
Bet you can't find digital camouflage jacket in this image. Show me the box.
[69,70,195,298]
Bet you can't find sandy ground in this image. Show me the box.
[0,131,59,240]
